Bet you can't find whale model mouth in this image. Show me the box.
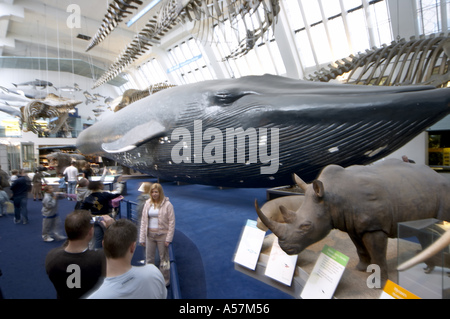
[76,75,450,188]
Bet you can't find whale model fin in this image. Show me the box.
[101,120,165,153]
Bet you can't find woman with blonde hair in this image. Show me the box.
[139,183,175,285]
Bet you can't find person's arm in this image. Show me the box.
[99,214,115,228]
[111,182,124,194]
[42,195,57,209]
[165,203,175,246]
[139,200,150,245]
[99,167,108,182]
[105,192,122,200]
[0,192,8,202]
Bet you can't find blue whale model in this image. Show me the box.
[76,74,450,188]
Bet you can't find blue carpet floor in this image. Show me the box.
[0,177,292,299]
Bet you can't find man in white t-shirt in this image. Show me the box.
[85,219,167,299]
[63,161,78,199]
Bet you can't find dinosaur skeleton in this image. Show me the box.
[113,82,177,112]
[91,0,280,88]
[308,32,450,88]
[86,0,143,52]
[22,93,82,136]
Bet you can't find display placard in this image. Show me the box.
[233,219,265,270]
[379,280,420,299]
[300,245,349,299]
[264,237,298,286]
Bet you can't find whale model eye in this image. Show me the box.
[213,90,255,106]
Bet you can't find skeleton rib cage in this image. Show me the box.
[308,33,450,88]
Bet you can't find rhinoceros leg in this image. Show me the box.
[361,231,389,280]
[348,234,372,271]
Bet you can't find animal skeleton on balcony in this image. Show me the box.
[113,82,177,112]
[22,94,82,136]
[91,0,280,88]
[308,33,450,88]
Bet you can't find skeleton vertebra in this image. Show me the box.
[22,94,82,135]
[308,33,450,88]
[91,0,279,88]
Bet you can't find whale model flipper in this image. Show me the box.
[101,120,165,153]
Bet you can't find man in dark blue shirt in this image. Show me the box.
[10,169,31,224]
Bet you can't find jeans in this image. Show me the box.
[42,215,60,238]
[93,223,104,249]
[67,181,77,196]
[13,196,28,223]
[145,231,170,285]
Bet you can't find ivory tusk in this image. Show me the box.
[397,228,450,271]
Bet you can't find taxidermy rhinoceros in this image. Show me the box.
[255,159,450,280]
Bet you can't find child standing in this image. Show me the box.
[58,173,66,193]
[41,185,65,242]
[0,185,10,217]
[75,178,90,209]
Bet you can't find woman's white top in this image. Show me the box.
[148,205,159,229]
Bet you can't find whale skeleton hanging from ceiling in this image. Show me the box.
[308,32,450,88]
[90,0,280,88]
[86,0,144,52]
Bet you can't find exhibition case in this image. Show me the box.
[397,218,450,299]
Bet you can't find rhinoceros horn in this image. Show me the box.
[254,199,289,237]
[397,228,450,271]
[293,173,308,191]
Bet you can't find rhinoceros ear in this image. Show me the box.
[313,180,324,198]
[279,205,296,224]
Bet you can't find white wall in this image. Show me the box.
[383,132,428,165]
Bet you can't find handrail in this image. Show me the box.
[168,243,181,299]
